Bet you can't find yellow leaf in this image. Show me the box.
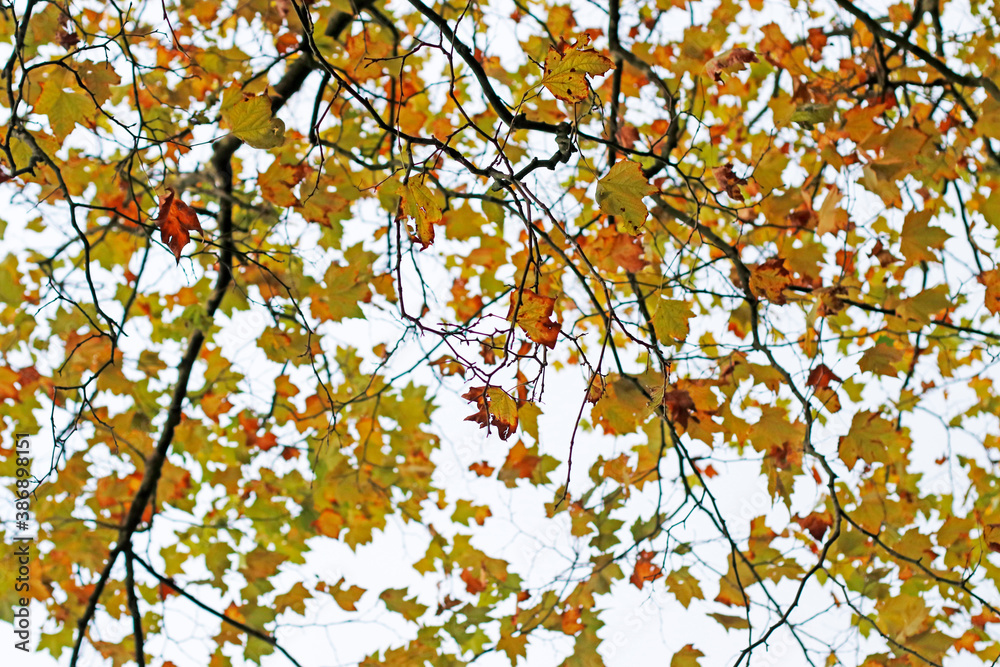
[541,42,614,103]
[858,340,903,376]
[34,79,94,141]
[400,177,442,249]
[648,295,694,344]
[900,210,949,264]
[221,93,285,149]
[597,160,656,234]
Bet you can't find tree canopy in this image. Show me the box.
[3,0,1000,664]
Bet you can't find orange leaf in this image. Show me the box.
[157,188,202,263]
[506,289,561,348]
[630,550,663,589]
[460,567,487,594]
[469,461,495,477]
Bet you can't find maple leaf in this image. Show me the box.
[705,47,758,82]
[157,188,203,263]
[712,163,748,200]
[671,645,705,667]
[460,567,488,594]
[985,524,1000,554]
[900,210,950,264]
[463,386,519,440]
[629,550,663,589]
[806,364,841,390]
[858,340,903,376]
[663,389,695,428]
[596,160,656,234]
[585,372,606,403]
[221,92,285,149]
[399,176,442,249]
[979,270,1000,314]
[560,607,584,634]
[795,512,832,540]
[506,288,561,348]
[748,257,792,304]
[540,40,614,102]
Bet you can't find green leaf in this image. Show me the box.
[221,93,286,149]
[597,160,656,234]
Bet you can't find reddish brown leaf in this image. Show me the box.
[712,163,748,199]
[157,188,203,263]
[806,364,841,390]
[705,47,758,82]
[795,512,832,541]
[460,567,487,594]
[663,389,695,428]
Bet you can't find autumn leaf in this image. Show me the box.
[749,257,792,303]
[540,40,614,102]
[900,210,950,264]
[400,176,442,248]
[806,364,841,390]
[671,645,705,667]
[560,607,584,634]
[704,47,758,82]
[985,524,1000,553]
[795,512,833,540]
[713,163,748,200]
[221,92,286,149]
[858,340,903,376]
[463,386,519,440]
[469,461,495,477]
[629,550,663,589]
[507,288,561,348]
[460,567,488,594]
[663,389,695,428]
[979,270,1000,314]
[157,188,203,262]
[597,160,656,234]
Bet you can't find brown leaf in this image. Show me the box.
[157,188,203,263]
[705,47,758,82]
[795,512,832,541]
[985,523,1000,553]
[712,163,748,199]
[663,389,695,428]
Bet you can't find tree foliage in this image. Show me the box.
[2,0,1000,664]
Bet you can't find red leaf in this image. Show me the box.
[157,188,203,263]
[806,364,842,390]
